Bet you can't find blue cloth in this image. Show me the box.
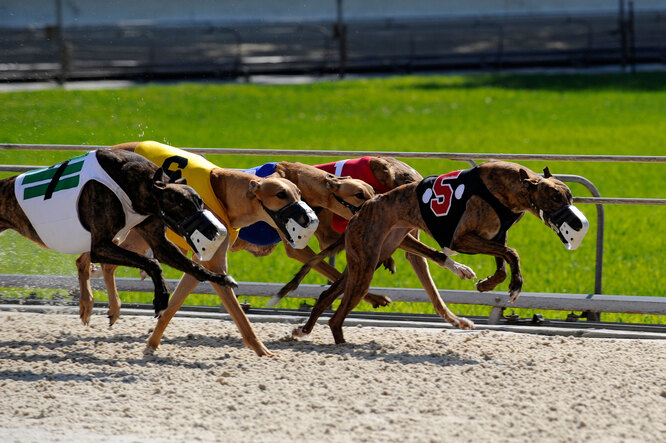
[238,163,283,246]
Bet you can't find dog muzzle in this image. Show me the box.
[164,209,228,261]
[262,201,319,249]
[540,205,589,250]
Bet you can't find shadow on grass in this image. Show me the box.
[394,71,666,92]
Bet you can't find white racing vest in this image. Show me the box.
[14,151,148,254]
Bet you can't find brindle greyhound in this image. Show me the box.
[0,149,236,318]
[283,161,589,344]
[77,142,370,356]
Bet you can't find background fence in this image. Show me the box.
[1,1,665,82]
[1,143,665,323]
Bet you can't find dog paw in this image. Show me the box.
[508,289,521,303]
[475,277,495,292]
[214,274,238,288]
[382,258,397,274]
[292,326,309,338]
[365,293,391,308]
[107,311,120,327]
[453,263,476,280]
[89,264,103,279]
[143,346,157,356]
[451,317,476,329]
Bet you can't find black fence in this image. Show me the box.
[1,8,665,82]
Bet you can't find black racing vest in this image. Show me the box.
[416,167,522,249]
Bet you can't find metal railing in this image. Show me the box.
[1,143,665,323]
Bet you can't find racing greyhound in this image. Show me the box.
[283,161,589,344]
[0,148,235,318]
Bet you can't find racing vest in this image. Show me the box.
[134,141,239,252]
[416,167,521,250]
[314,157,390,233]
[237,162,283,246]
[14,151,147,254]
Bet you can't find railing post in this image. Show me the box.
[335,0,347,78]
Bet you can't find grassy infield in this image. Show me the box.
[0,72,664,324]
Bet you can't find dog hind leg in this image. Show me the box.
[283,243,391,308]
[328,262,375,344]
[404,251,475,330]
[292,274,346,338]
[76,253,95,325]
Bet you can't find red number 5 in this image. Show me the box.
[429,171,461,217]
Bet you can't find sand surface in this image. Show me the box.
[0,310,664,442]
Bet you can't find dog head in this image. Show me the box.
[370,157,422,189]
[152,170,227,260]
[519,167,589,250]
[248,176,319,249]
[325,174,375,218]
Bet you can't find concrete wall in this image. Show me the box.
[2,0,666,27]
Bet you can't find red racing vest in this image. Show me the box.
[314,157,390,233]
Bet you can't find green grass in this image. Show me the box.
[0,72,665,324]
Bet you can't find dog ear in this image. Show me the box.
[152,168,168,190]
[248,179,261,198]
[325,174,341,191]
[543,166,553,178]
[173,177,187,185]
[519,168,539,189]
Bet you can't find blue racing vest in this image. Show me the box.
[238,163,284,246]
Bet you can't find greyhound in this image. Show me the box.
[76,141,326,357]
[283,161,589,344]
[0,148,236,319]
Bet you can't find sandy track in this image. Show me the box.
[0,310,664,442]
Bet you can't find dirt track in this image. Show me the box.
[0,310,664,442]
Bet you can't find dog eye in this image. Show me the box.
[355,192,365,199]
[276,191,287,199]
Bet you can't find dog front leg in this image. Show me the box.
[146,272,200,351]
[453,234,522,302]
[399,233,476,280]
[213,284,273,357]
[90,239,170,315]
[475,257,507,293]
[404,252,475,330]
[135,222,238,291]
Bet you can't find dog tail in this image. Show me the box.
[266,235,347,307]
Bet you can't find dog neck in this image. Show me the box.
[273,162,328,209]
[479,164,536,216]
[210,169,272,229]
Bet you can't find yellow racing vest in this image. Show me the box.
[135,141,239,253]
